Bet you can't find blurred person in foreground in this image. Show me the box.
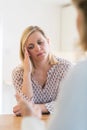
[48,0,87,129]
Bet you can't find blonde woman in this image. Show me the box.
[12,26,71,116]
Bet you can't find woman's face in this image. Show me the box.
[25,31,50,62]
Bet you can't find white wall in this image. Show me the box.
[56,5,78,62]
[61,5,77,52]
[3,0,61,84]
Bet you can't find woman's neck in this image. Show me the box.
[35,60,50,70]
[33,56,50,70]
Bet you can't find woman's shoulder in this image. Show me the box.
[56,57,72,66]
[12,65,24,77]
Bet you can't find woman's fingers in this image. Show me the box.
[13,99,41,117]
[13,105,20,112]
[24,47,32,73]
[14,93,41,117]
[13,104,21,116]
[14,94,33,116]
[14,110,22,116]
[25,47,29,57]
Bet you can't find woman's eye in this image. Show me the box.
[27,45,34,50]
[37,41,44,45]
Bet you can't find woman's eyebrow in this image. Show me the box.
[27,43,34,46]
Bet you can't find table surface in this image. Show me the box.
[0,114,50,130]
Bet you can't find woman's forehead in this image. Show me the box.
[26,32,45,43]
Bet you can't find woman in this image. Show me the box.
[47,0,87,129]
[12,25,71,116]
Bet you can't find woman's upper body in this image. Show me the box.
[12,57,71,114]
[12,25,72,115]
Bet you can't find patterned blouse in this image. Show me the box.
[12,58,72,114]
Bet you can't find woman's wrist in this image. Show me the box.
[19,91,33,102]
[21,86,33,97]
[23,71,31,78]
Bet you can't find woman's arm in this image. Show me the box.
[22,72,33,98]
[13,100,55,116]
[13,94,41,118]
[21,48,33,98]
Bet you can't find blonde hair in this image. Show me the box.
[20,25,58,68]
[72,0,87,51]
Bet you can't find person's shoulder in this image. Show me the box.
[73,58,87,73]
[56,57,72,66]
[12,65,24,76]
[64,58,87,81]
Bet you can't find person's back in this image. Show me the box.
[48,58,87,130]
[47,0,87,129]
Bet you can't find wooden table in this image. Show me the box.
[0,114,50,130]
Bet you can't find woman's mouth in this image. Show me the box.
[37,52,44,57]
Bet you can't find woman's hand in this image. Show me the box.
[24,48,32,74]
[13,94,41,118]
[13,101,33,116]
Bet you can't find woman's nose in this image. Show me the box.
[35,44,41,51]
